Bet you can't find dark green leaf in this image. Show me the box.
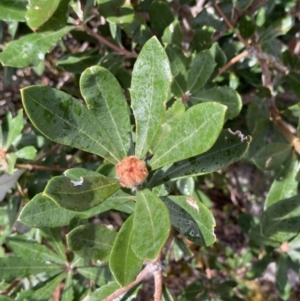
[238,15,256,39]
[252,143,292,171]
[149,129,250,186]
[149,102,227,170]
[110,215,143,286]
[162,196,216,246]
[0,257,62,281]
[77,266,112,286]
[162,19,182,46]
[190,86,242,119]
[261,194,300,242]
[286,72,300,99]
[21,85,121,164]
[149,0,174,35]
[0,0,27,22]
[131,36,172,159]
[80,66,132,159]
[276,255,291,300]
[0,26,74,68]
[131,189,171,260]
[187,50,216,94]
[44,174,120,211]
[67,224,117,261]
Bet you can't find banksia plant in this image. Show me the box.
[18,37,249,299]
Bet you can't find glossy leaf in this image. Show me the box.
[18,193,77,228]
[162,196,216,246]
[0,0,27,22]
[187,50,216,94]
[110,215,143,286]
[162,19,182,46]
[149,0,174,35]
[15,146,37,160]
[190,86,242,119]
[61,271,74,301]
[80,66,132,159]
[44,174,120,211]
[67,224,117,261]
[176,177,195,196]
[131,36,172,159]
[149,102,227,170]
[3,110,23,151]
[149,129,250,187]
[264,160,299,209]
[26,0,70,31]
[0,26,73,68]
[131,189,171,260]
[5,235,65,264]
[261,194,300,242]
[0,257,62,281]
[21,85,121,164]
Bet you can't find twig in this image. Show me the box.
[218,50,248,75]
[16,164,66,172]
[83,24,138,58]
[34,144,60,164]
[102,262,160,301]
[213,3,250,48]
[154,269,163,301]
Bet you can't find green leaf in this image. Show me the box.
[6,235,65,264]
[40,228,67,262]
[15,146,37,160]
[44,174,120,211]
[61,271,74,301]
[110,215,143,286]
[151,100,185,153]
[276,255,291,300]
[131,189,171,260]
[176,178,195,196]
[149,102,227,170]
[6,153,17,174]
[252,143,293,171]
[149,129,250,186]
[149,0,174,36]
[87,281,121,301]
[261,194,300,242]
[26,0,70,31]
[162,196,216,246]
[239,15,256,39]
[286,72,300,99]
[265,160,299,209]
[21,85,121,164]
[187,50,215,94]
[162,19,182,46]
[80,66,132,159]
[57,51,103,74]
[0,26,74,68]
[190,86,242,119]
[3,110,23,151]
[131,36,172,159]
[77,266,112,286]
[67,224,117,261]
[16,272,66,301]
[0,257,62,281]
[0,0,27,22]
[18,193,77,228]
[97,0,134,24]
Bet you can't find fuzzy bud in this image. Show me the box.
[116,156,148,188]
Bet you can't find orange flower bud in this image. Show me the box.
[116,156,149,189]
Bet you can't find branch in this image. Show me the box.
[16,164,66,172]
[218,50,248,75]
[102,262,160,301]
[83,25,138,58]
[154,269,163,301]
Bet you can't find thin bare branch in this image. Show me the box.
[16,164,66,172]
[218,50,249,75]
